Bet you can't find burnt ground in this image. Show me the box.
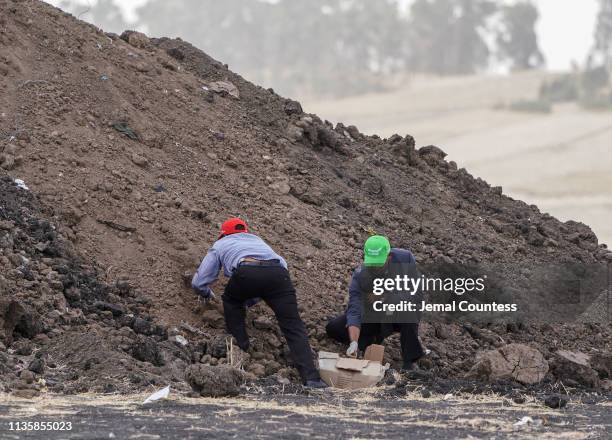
[0,389,610,440]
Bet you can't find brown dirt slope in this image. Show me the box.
[0,0,610,392]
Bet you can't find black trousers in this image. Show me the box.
[325,314,424,364]
[222,265,320,382]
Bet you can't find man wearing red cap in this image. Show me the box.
[192,218,327,388]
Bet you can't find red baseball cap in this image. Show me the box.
[219,218,248,239]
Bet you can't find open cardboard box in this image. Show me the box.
[318,344,389,389]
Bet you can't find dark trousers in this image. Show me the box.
[325,314,424,364]
[222,265,320,382]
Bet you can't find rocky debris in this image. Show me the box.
[284,100,303,115]
[466,344,548,385]
[247,363,266,377]
[132,337,164,366]
[120,30,152,49]
[28,357,45,375]
[253,316,275,331]
[0,151,23,170]
[185,364,244,397]
[544,394,568,409]
[131,153,149,168]
[0,177,206,394]
[418,145,447,166]
[268,176,291,195]
[286,125,304,143]
[389,135,420,165]
[0,300,26,345]
[381,368,399,386]
[590,352,611,379]
[208,81,239,99]
[201,309,225,328]
[208,336,229,359]
[550,350,600,389]
[463,324,504,347]
[315,124,345,153]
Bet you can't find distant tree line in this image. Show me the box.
[591,0,612,68]
[61,0,548,97]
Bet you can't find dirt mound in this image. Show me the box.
[0,176,217,394]
[185,364,244,397]
[0,0,610,394]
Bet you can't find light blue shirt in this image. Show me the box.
[191,233,287,297]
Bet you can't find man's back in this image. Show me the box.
[212,233,287,274]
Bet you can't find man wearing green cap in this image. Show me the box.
[325,235,425,370]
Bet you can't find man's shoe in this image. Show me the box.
[401,362,417,372]
[305,379,329,389]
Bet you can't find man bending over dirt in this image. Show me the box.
[191,218,327,388]
[326,235,425,371]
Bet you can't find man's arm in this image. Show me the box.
[191,249,221,299]
[346,269,363,342]
[348,325,360,342]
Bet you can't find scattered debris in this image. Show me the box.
[112,122,139,140]
[185,365,244,397]
[97,219,137,233]
[420,389,431,398]
[13,178,28,190]
[208,80,239,99]
[544,394,568,409]
[143,385,170,404]
[174,335,188,346]
[513,416,542,427]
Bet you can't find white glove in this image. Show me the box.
[346,341,359,357]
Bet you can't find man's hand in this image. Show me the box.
[346,341,359,358]
[197,289,215,303]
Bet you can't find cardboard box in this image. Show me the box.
[364,344,385,363]
[318,345,388,389]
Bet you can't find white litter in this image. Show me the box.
[514,416,542,427]
[514,416,533,426]
[14,179,29,190]
[443,393,453,400]
[143,385,170,404]
[174,335,188,346]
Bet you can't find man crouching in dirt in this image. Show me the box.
[191,218,328,388]
[326,235,425,371]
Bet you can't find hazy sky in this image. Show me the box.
[50,0,599,71]
[535,0,598,70]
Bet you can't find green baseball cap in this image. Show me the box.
[363,235,391,266]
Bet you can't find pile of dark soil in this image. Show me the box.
[0,0,610,396]
[0,176,210,395]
